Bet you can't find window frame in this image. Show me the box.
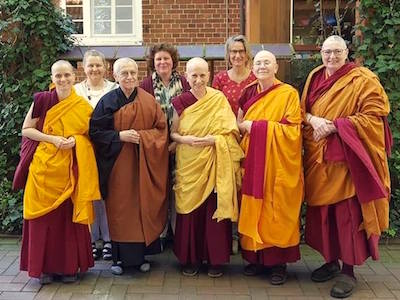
[60,0,143,46]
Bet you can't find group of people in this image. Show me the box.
[13,34,391,299]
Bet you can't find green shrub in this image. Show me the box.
[355,0,400,237]
[0,0,75,233]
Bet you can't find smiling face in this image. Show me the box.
[185,58,210,95]
[321,39,348,75]
[228,41,248,68]
[252,51,278,82]
[114,61,138,95]
[83,55,105,82]
[154,50,173,78]
[51,62,75,94]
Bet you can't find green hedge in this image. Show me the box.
[355,0,400,237]
[0,0,74,233]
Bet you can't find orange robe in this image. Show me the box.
[238,80,303,252]
[301,65,391,240]
[23,88,100,225]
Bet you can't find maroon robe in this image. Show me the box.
[19,90,93,278]
[304,63,391,265]
[172,91,232,266]
[238,82,301,266]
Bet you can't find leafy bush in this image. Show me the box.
[0,0,75,233]
[355,0,400,237]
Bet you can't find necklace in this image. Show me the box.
[85,80,106,101]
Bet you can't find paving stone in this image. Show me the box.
[0,277,14,284]
[196,286,248,295]
[2,259,20,276]
[93,277,113,295]
[108,284,127,300]
[124,295,144,300]
[33,283,60,300]
[0,257,16,270]
[0,283,25,292]
[368,281,394,298]
[12,272,30,284]
[22,279,41,292]
[57,284,94,294]
[70,294,108,300]
[142,294,181,300]
[146,271,165,286]
[51,292,72,300]
[0,291,36,300]
[127,286,162,294]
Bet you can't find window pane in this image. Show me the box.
[116,7,132,20]
[116,0,131,5]
[116,21,132,34]
[66,7,83,19]
[74,21,83,34]
[66,0,83,4]
[94,0,111,5]
[94,21,111,34]
[94,7,111,20]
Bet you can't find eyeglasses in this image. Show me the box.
[321,49,346,56]
[229,49,246,55]
[119,70,137,78]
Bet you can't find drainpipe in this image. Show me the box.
[240,0,245,35]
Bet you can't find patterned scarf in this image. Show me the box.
[152,70,184,129]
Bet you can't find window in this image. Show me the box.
[60,0,142,46]
[292,0,355,46]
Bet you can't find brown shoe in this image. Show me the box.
[330,274,356,298]
[311,262,341,282]
[270,264,287,285]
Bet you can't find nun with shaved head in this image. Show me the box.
[89,57,169,276]
[237,50,303,285]
[16,60,101,284]
[302,35,391,298]
[170,57,243,278]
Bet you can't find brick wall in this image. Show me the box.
[73,0,241,83]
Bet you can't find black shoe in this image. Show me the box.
[311,262,341,282]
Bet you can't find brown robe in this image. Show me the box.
[106,87,168,245]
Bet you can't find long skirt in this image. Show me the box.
[305,196,379,266]
[174,192,232,266]
[242,245,300,266]
[20,199,93,278]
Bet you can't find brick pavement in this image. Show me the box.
[1,237,400,299]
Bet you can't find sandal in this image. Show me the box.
[92,242,99,260]
[102,242,112,260]
[311,262,341,282]
[330,274,356,298]
[270,264,287,285]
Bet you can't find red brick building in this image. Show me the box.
[58,0,356,81]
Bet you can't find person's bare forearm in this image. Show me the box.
[22,127,55,144]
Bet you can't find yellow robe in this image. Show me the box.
[23,88,100,225]
[301,65,391,238]
[174,87,244,222]
[239,80,303,251]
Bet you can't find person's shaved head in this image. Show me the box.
[185,57,210,95]
[51,60,74,75]
[253,50,277,64]
[186,57,209,73]
[252,50,278,83]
